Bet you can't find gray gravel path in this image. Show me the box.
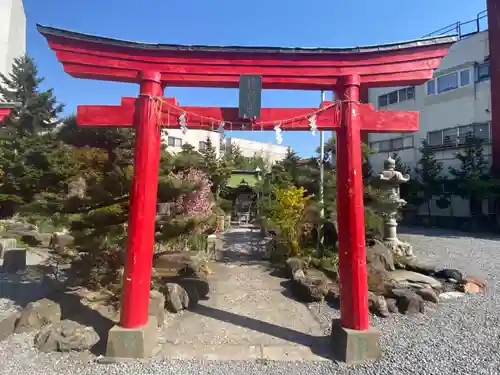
[0,227,499,374]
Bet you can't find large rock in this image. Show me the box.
[392,289,425,315]
[434,268,463,283]
[285,257,307,279]
[366,240,395,271]
[415,288,439,303]
[49,233,75,251]
[14,298,61,333]
[176,277,210,299]
[402,258,438,275]
[389,270,442,289]
[149,290,166,327]
[290,268,329,302]
[34,320,99,352]
[164,283,189,313]
[366,251,396,296]
[153,251,205,278]
[368,292,390,317]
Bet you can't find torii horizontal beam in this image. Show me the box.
[37,24,456,90]
[77,97,419,132]
[0,103,20,122]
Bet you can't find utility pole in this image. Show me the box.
[317,90,326,256]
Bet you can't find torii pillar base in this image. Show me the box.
[106,317,158,359]
[330,319,381,364]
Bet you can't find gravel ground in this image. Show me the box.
[0,228,499,374]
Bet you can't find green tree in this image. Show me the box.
[199,136,231,197]
[0,56,76,218]
[414,139,444,218]
[449,137,489,218]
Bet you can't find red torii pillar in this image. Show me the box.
[38,24,454,362]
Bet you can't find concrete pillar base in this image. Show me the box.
[330,319,381,364]
[106,316,158,359]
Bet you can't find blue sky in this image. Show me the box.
[23,0,487,156]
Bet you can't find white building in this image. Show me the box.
[162,128,288,167]
[0,0,26,76]
[368,29,491,218]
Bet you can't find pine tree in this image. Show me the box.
[56,119,215,291]
[0,56,75,218]
[414,139,444,217]
[449,137,489,217]
[199,136,231,197]
[0,55,64,135]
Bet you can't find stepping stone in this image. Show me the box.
[2,248,27,273]
[389,270,442,289]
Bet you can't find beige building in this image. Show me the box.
[368,30,491,218]
[161,128,288,167]
[0,0,26,76]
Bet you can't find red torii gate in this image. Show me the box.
[38,24,455,362]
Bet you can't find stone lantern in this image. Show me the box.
[373,156,414,258]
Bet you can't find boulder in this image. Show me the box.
[439,291,465,300]
[285,257,307,279]
[415,288,439,303]
[49,233,75,251]
[402,258,438,275]
[34,320,99,352]
[14,298,61,334]
[433,268,463,283]
[366,240,395,271]
[391,289,425,315]
[458,282,482,294]
[164,283,189,313]
[368,292,390,317]
[176,277,210,299]
[389,270,442,289]
[153,251,204,278]
[366,255,395,296]
[460,276,486,289]
[325,282,340,304]
[290,269,329,303]
[149,290,166,327]
[385,298,399,313]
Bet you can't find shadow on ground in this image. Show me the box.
[190,303,332,360]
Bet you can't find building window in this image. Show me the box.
[427,68,471,96]
[477,61,490,82]
[198,141,207,152]
[378,87,415,108]
[370,136,414,153]
[427,123,491,148]
[427,80,436,95]
[167,136,182,147]
[220,139,227,154]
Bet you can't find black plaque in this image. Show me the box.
[238,75,262,119]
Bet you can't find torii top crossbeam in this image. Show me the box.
[38,24,455,90]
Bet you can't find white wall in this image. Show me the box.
[0,0,26,77]
[367,31,492,217]
[161,129,288,166]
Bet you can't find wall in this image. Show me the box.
[367,31,492,217]
[161,128,288,166]
[0,0,26,76]
[229,137,288,165]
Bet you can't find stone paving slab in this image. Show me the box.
[161,227,329,361]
